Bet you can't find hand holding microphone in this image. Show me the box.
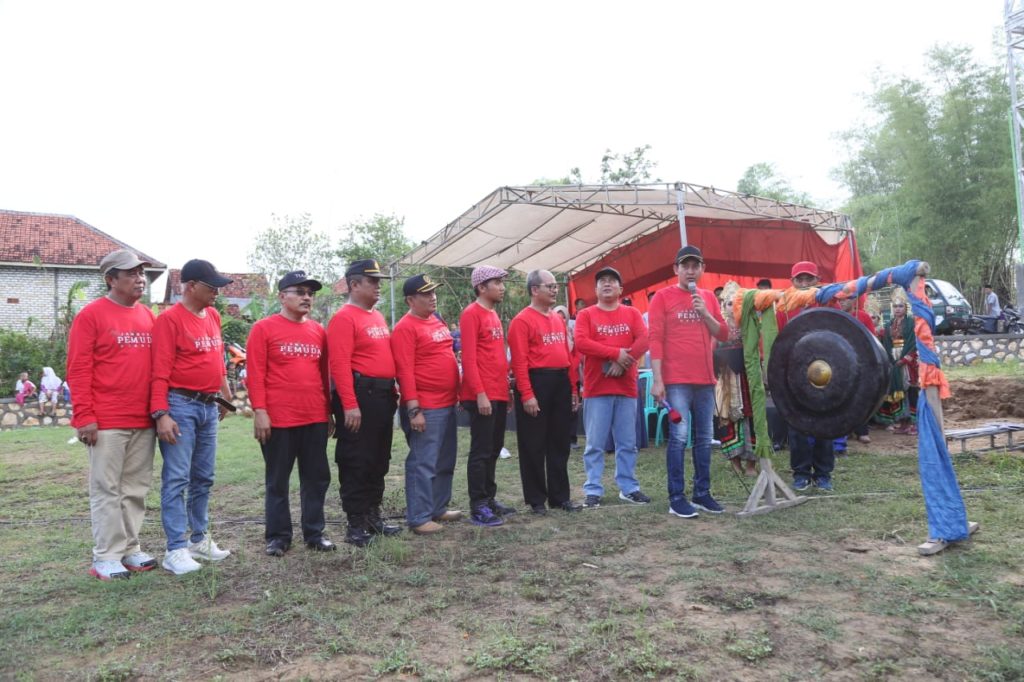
[688,281,707,317]
[660,399,683,424]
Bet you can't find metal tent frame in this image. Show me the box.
[393,182,854,277]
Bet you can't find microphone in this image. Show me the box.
[660,399,683,423]
[687,281,697,298]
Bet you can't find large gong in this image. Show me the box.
[767,308,890,440]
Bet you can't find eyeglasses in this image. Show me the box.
[194,281,219,293]
[536,283,559,292]
[283,288,317,297]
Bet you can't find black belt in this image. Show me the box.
[352,372,395,389]
[170,387,220,404]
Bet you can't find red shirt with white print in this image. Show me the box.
[327,304,396,411]
[458,301,509,402]
[150,303,226,412]
[648,285,728,385]
[507,306,574,402]
[574,304,649,398]
[246,314,330,427]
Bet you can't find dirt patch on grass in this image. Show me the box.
[944,376,1024,421]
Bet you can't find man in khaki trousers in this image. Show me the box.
[67,250,158,580]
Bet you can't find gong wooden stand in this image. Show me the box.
[735,457,808,517]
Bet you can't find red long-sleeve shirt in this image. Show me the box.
[246,314,330,427]
[150,303,226,412]
[66,297,155,429]
[574,304,649,398]
[507,306,574,402]
[326,304,396,410]
[648,285,729,385]
[458,301,509,402]
[391,312,459,409]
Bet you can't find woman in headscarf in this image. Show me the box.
[877,291,918,435]
[39,366,63,417]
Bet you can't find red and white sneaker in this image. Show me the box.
[89,560,130,581]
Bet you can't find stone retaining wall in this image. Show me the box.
[0,391,253,431]
[936,334,1024,366]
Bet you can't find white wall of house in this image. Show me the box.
[0,265,106,336]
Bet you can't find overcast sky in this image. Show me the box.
[0,1,1004,277]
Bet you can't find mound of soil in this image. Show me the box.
[944,376,1024,421]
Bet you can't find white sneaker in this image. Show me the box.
[122,551,158,572]
[162,548,202,575]
[188,535,231,561]
[89,559,130,581]
[499,447,512,459]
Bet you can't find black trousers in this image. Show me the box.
[261,422,330,543]
[514,370,572,507]
[331,378,397,517]
[463,399,508,508]
[789,427,835,480]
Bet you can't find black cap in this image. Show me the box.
[181,259,233,288]
[594,266,622,284]
[403,273,441,296]
[345,259,389,279]
[277,270,323,292]
[674,245,704,264]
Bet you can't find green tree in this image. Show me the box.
[533,145,660,185]
[835,45,1017,305]
[247,213,343,284]
[338,214,413,267]
[737,162,814,205]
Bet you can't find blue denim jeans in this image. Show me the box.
[665,384,715,502]
[159,392,219,550]
[400,405,457,526]
[582,395,639,497]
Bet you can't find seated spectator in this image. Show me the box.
[39,367,63,416]
[15,372,37,405]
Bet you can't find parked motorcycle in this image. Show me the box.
[966,304,1023,335]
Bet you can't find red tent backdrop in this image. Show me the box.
[568,217,863,315]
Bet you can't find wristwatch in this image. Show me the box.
[407,407,422,418]
[151,409,169,420]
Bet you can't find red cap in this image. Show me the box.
[791,261,819,279]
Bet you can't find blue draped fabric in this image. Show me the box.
[815,259,968,542]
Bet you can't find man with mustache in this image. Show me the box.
[247,271,335,557]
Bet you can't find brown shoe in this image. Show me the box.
[857,434,871,444]
[411,521,444,535]
[433,510,463,523]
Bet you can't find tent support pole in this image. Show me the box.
[675,182,688,246]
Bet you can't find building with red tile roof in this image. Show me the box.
[0,209,166,335]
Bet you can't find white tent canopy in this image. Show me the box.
[396,183,853,275]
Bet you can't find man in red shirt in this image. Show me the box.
[508,269,581,515]
[327,259,402,547]
[778,261,837,491]
[391,274,462,535]
[459,265,515,527]
[150,259,235,575]
[247,271,335,557]
[67,249,157,581]
[574,266,650,508]
[650,245,730,518]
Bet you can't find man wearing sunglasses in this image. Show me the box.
[246,271,335,557]
[150,259,235,574]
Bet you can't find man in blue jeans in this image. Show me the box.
[391,274,462,535]
[573,266,650,508]
[150,259,235,575]
[648,246,730,518]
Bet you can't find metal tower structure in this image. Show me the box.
[1005,0,1024,306]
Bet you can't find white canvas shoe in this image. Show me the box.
[188,535,231,561]
[162,548,202,575]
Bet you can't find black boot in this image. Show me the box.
[344,515,374,548]
[489,498,517,516]
[366,507,403,536]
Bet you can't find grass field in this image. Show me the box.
[2,411,1023,680]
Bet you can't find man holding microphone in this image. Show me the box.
[649,246,729,519]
